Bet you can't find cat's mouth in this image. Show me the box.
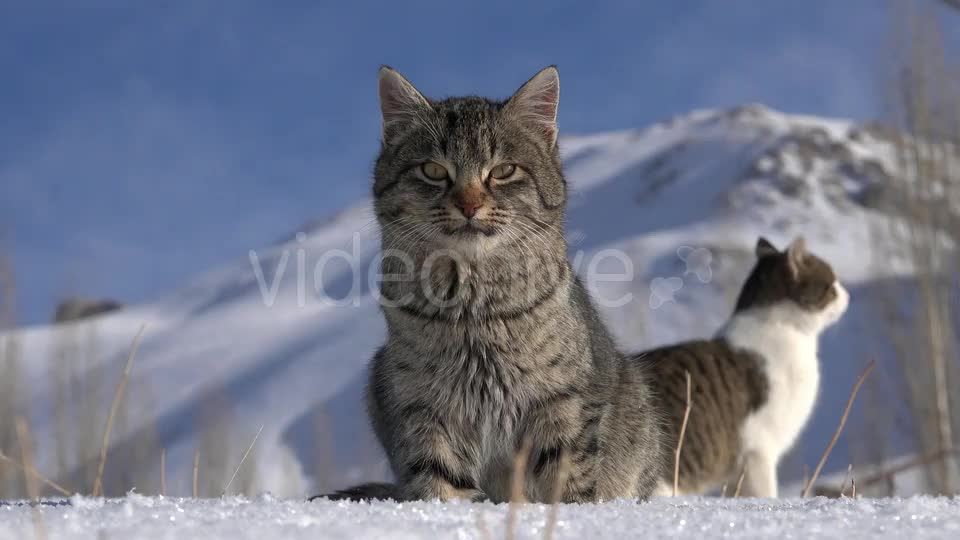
[446,221,498,237]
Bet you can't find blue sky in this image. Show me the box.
[0,1,903,324]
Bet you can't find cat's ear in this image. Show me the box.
[505,66,560,148]
[786,236,807,279]
[378,66,431,143]
[755,237,779,258]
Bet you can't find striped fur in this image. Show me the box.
[312,66,664,503]
[638,339,768,495]
[642,237,849,497]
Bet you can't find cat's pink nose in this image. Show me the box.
[455,199,482,218]
[454,188,486,219]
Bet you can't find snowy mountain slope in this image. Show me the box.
[2,105,916,498]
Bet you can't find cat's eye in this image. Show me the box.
[421,162,449,182]
[490,163,517,181]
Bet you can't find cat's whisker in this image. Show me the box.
[386,220,429,249]
[502,225,547,271]
[509,219,557,253]
[500,228,537,270]
[380,219,415,244]
[399,224,433,249]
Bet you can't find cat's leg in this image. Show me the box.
[519,396,602,503]
[590,371,666,502]
[536,446,607,503]
[402,463,485,502]
[368,371,484,501]
[523,400,659,503]
[392,412,485,502]
[739,450,778,498]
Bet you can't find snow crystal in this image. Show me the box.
[0,496,958,540]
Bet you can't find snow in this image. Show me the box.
[1,496,958,540]
[0,105,926,498]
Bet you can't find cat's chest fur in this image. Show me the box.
[383,257,579,433]
[721,308,821,459]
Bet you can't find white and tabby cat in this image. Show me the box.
[640,237,849,497]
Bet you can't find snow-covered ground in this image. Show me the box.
[2,496,959,540]
[0,104,929,497]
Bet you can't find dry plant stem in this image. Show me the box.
[840,464,854,497]
[222,424,264,496]
[474,511,492,540]
[543,451,570,540]
[160,448,166,497]
[817,448,960,494]
[800,464,809,497]
[15,418,38,499]
[16,417,48,540]
[815,451,960,497]
[859,448,960,488]
[733,467,746,498]
[673,371,692,496]
[92,324,146,497]
[0,247,16,328]
[506,437,532,540]
[802,360,876,498]
[0,450,72,497]
[193,450,200,498]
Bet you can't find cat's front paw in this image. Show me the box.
[469,490,490,503]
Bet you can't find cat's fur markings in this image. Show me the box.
[311,65,665,504]
[648,236,848,497]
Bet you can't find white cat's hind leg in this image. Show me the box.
[739,450,778,498]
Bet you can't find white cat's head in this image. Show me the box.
[733,236,849,334]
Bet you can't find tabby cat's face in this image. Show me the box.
[372,66,566,257]
[734,237,849,331]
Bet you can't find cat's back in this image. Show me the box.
[632,339,769,493]
[637,339,767,407]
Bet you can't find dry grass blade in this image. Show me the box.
[474,511,492,540]
[814,448,960,496]
[193,449,200,498]
[92,324,146,497]
[16,417,48,540]
[506,437,532,540]
[160,448,167,496]
[858,448,959,488]
[543,450,570,540]
[800,464,809,497]
[15,419,37,499]
[673,370,692,496]
[222,424,264,496]
[733,466,746,498]
[802,360,876,498]
[839,464,854,498]
[0,449,72,497]
[0,244,16,328]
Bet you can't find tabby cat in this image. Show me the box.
[641,236,849,497]
[312,66,664,503]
